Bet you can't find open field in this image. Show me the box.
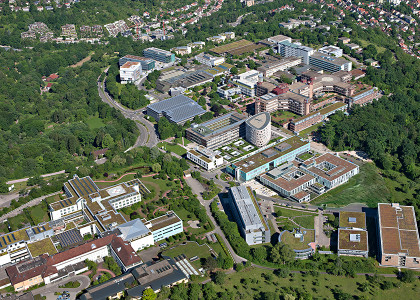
[157,141,187,156]
[299,122,324,137]
[274,206,317,218]
[85,115,105,129]
[311,163,390,207]
[163,241,214,269]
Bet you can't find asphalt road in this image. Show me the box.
[36,275,90,300]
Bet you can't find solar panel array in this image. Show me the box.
[56,229,83,248]
[0,232,18,248]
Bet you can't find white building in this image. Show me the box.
[117,219,154,251]
[187,146,224,170]
[230,70,262,97]
[278,41,314,64]
[120,61,142,84]
[195,53,225,67]
[245,112,271,147]
[319,45,343,57]
[144,211,183,242]
[171,46,192,56]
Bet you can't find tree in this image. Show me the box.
[102,133,114,148]
[142,288,157,300]
[152,163,161,173]
[400,269,416,283]
[230,67,238,75]
[203,257,217,271]
[271,243,295,265]
[251,246,267,261]
[214,271,226,285]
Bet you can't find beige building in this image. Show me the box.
[245,112,271,147]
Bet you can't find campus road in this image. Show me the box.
[97,74,158,149]
[6,170,66,185]
[35,275,91,300]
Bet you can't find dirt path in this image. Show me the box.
[70,54,92,68]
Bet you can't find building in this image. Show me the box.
[227,136,310,182]
[259,164,316,202]
[185,112,248,149]
[109,236,143,272]
[144,211,183,242]
[245,112,271,147]
[119,55,155,71]
[338,212,368,257]
[116,219,154,251]
[347,85,379,107]
[187,146,224,170]
[255,93,284,114]
[267,34,292,45]
[171,46,192,56]
[309,52,352,72]
[217,85,241,99]
[278,41,314,64]
[119,62,142,84]
[377,203,420,268]
[319,45,343,57]
[228,186,270,245]
[255,82,276,97]
[338,37,351,44]
[155,69,213,93]
[143,47,175,63]
[146,95,206,124]
[257,56,302,77]
[230,70,262,97]
[195,53,225,67]
[204,63,233,78]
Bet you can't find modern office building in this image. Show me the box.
[144,211,183,242]
[318,45,343,57]
[257,56,302,77]
[195,53,225,67]
[143,47,175,63]
[119,61,142,84]
[230,70,262,97]
[337,212,368,257]
[185,112,248,149]
[255,82,277,97]
[228,186,270,245]
[278,41,314,64]
[119,55,155,71]
[245,112,271,147]
[146,95,206,124]
[187,146,224,170]
[309,52,352,72]
[227,136,310,182]
[377,203,420,268]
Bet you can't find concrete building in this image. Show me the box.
[120,61,142,84]
[227,136,310,182]
[229,186,270,245]
[257,56,302,77]
[171,46,192,56]
[119,55,155,71]
[116,219,154,251]
[255,82,277,97]
[195,53,225,67]
[267,34,292,45]
[338,212,368,257]
[230,70,262,97]
[377,203,420,268]
[144,211,183,243]
[187,146,224,170]
[185,112,248,149]
[309,52,352,72]
[245,112,271,147]
[318,45,343,57]
[217,85,241,99]
[146,95,206,124]
[143,47,175,63]
[278,41,314,64]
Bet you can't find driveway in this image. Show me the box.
[315,213,330,247]
[35,275,90,300]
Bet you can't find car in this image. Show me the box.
[159,243,168,248]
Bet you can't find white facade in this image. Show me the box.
[50,198,84,221]
[245,112,271,147]
[319,45,343,57]
[120,62,142,84]
[130,234,154,251]
[187,146,224,170]
[171,46,192,55]
[53,245,109,270]
[278,41,314,64]
[230,70,262,97]
[195,53,225,67]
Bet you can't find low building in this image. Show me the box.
[171,46,192,56]
[309,52,352,72]
[195,53,225,67]
[245,112,271,147]
[119,55,155,71]
[228,186,270,245]
[255,82,276,97]
[338,212,368,257]
[146,95,206,124]
[144,211,183,243]
[267,34,292,45]
[120,61,142,84]
[338,37,350,44]
[318,45,343,57]
[377,203,420,268]
[109,236,143,272]
[185,112,248,149]
[187,146,224,170]
[347,85,379,107]
[278,230,315,259]
[217,85,241,99]
[204,63,234,78]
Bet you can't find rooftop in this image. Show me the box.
[339,211,366,229]
[261,164,315,192]
[27,238,57,257]
[305,153,359,182]
[121,61,141,70]
[310,52,350,66]
[144,211,182,232]
[187,112,247,138]
[117,219,151,241]
[246,112,271,130]
[338,229,368,252]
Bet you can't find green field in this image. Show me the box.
[293,215,315,229]
[157,142,187,156]
[212,267,420,300]
[86,116,105,129]
[274,206,317,218]
[359,39,386,54]
[163,241,214,269]
[299,122,324,137]
[95,173,137,189]
[280,230,314,250]
[311,163,390,208]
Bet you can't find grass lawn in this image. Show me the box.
[213,267,420,299]
[359,39,386,54]
[163,241,213,269]
[280,230,315,250]
[45,194,64,204]
[274,206,317,218]
[95,173,137,189]
[311,163,390,208]
[293,215,315,229]
[28,205,49,224]
[298,122,324,137]
[157,142,187,156]
[86,115,105,129]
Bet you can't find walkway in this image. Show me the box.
[6,170,66,185]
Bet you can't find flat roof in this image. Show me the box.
[187,112,247,138]
[246,112,270,130]
[144,211,181,232]
[147,95,205,123]
[0,228,30,250]
[261,165,315,192]
[310,52,350,66]
[233,136,309,173]
[338,229,368,252]
[378,203,420,257]
[305,153,359,182]
[339,211,366,229]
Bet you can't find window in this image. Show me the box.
[384,256,391,262]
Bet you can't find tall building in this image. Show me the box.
[119,62,142,84]
[143,47,175,63]
[278,41,314,64]
[119,55,155,71]
[245,112,271,147]
[309,52,352,72]
[228,186,270,245]
[230,70,262,97]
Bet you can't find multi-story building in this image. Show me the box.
[377,203,420,268]
[143,47,175,63]
[245,112,271,147]
[255,82,277,97]
[195,53,225,67]
[187,146,224,170]
[116,219,154,251]
[347,85,379,106]
[267,34,292,45]
[120,61,142,84]
[318,45,343,57]
[119,55,155,71]
[185,112,248,149]
[278,41,314,64]
[257,56,302,77]
[338,212,368,257]
[309,52,352,72]
[146,95,206,124]
[144,211,183,243]
[230,70,262,97]
[227,136,310,182]
[228,186,270,245]
[171,46,192,56]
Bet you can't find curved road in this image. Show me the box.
[97,76,158,149]
[36,274,90,300]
